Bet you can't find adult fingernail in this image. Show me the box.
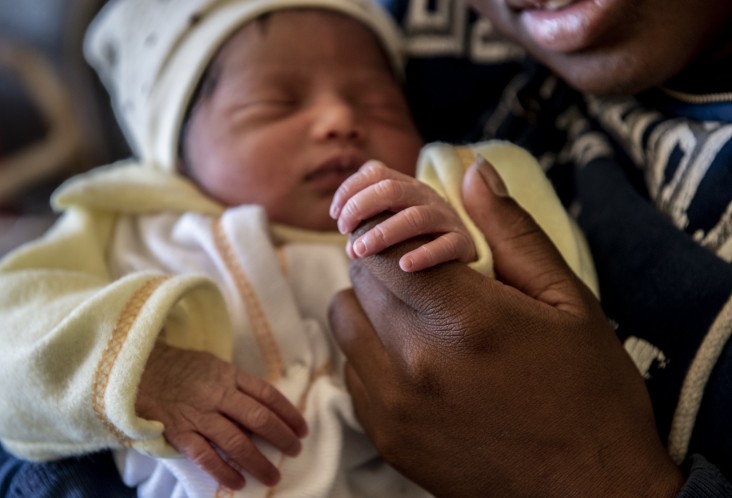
[476,154,508,197]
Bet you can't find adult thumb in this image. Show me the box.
[463,156,584,307]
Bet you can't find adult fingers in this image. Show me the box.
[462,157,589,312]
[328,286,410,437]
[349,225,486,327]
[348,232,481,358]
[328,286,395,385]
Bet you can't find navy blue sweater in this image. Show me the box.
[388,0,732,493]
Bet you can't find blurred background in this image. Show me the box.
[0,0,129,256]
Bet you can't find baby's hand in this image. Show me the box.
[330,160,476,272]
[135,342,308,490]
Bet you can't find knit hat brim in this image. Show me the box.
[85,0,403,172]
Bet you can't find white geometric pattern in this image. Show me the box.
[403,0,522,61]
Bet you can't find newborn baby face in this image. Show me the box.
[182,9,423,231]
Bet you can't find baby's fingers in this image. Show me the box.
[349,205,461,259]
[174,431,249,490]
[399,232,476,272]
[199,415,281,487]
[330,161,415,222]
[222,391,303,458]
[235,373,308,439]
[337,178,437,235]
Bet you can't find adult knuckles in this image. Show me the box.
[401,352,447,398]
[411,276,490,347]
[371,427,412,463]
[367,392,421,456]
[352,258,493,351]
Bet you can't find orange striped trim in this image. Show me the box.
[454,146,477,172]
[91,276,168,444]
[212,218,284,383]
[298,360,335,408]
[274,246,289,276]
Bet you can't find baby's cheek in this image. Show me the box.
[388,141,422,177]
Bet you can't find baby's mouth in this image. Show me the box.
[306,157,361,180]
[305,154,364,191]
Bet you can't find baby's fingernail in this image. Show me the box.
[345,239,356,259]
[353,239,367,257]
[400,257,413,272]
[337,219,347,234]
[329,203,340,219]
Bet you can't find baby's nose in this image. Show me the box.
[311,99,364,142]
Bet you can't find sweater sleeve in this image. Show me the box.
[0,207,231,461]
[678,454,732,497]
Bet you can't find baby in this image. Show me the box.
[0,0,596,496]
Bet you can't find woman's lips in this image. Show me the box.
[510,0,621,53]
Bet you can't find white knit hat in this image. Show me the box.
[84,0,403,172]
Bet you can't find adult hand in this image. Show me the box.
[135,342,308,490]
[329,158,684,497]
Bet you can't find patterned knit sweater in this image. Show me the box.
[387,0,732,493]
